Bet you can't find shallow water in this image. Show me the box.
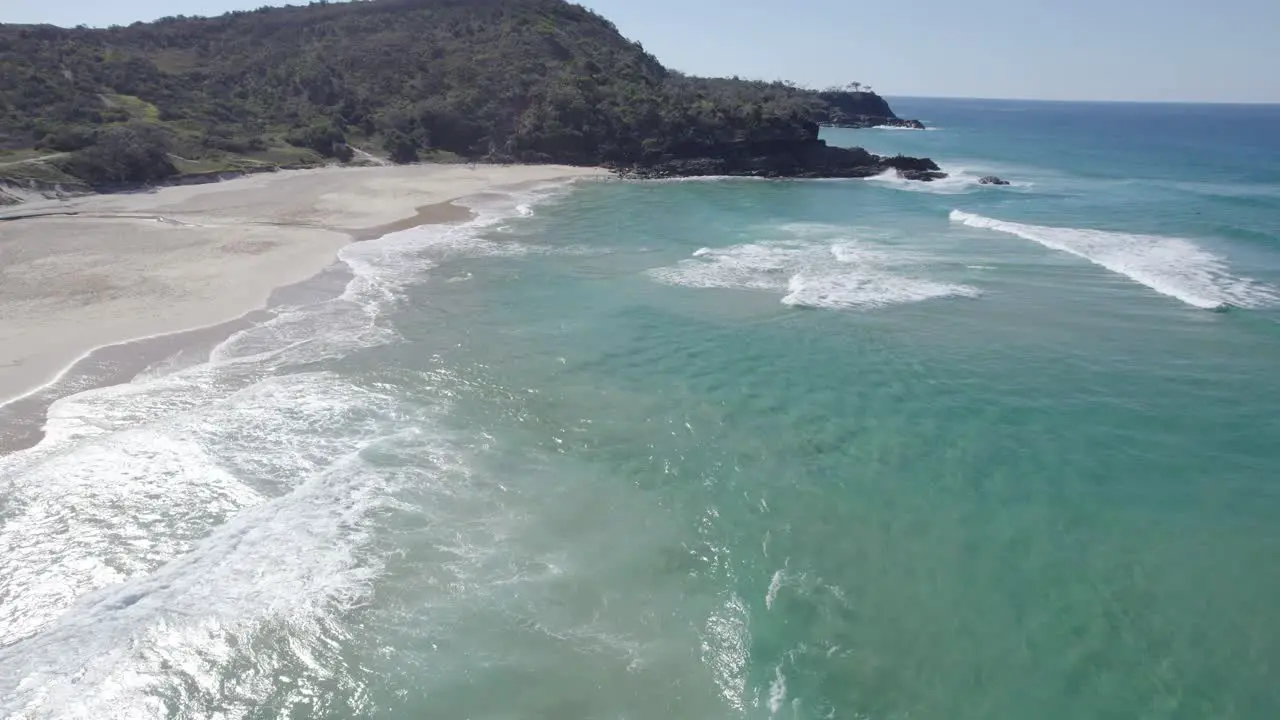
[2,99,1280,718]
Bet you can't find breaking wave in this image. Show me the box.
[950,210,1278,310]
[648,223,979,310]
[0,181,580,718]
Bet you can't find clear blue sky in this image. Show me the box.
[3,0,1277,103]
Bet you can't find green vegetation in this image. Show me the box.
[59,123,177,184]
[0,0,893,186]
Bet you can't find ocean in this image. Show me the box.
[2,98,1279,719]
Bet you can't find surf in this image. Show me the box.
[649,223,979,311]
[864,165,1030,195]
[0,182,579,717]
[950,210,1278,310]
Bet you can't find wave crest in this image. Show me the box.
[649,225,978,311]
[950,210,1278,310]
[865,166,1027,195]
[0,181,577,717]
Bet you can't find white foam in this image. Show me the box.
[702,594,750,712]
[0,314,254,411]
[0,370,440,717]
[765,569,784,610]
[335,180,578,301]
[768,664,789,715]
[0,182,578,413]
[0,343,456,715]
[864,165,1029,195]
[782,267,979,310]
[950,210,1278,309]
[621,175,768,185]
[0,180,579,716]
[650,225,979,311]
[656,241,804,292]
[0,372,400,644]
[0,439,415,718]
[207,181,577,368]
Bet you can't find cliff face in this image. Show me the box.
[817,91,897,119]
[611,120,943,180]
[814,91,925,130]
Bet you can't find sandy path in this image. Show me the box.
[0,163,608,404]
[0,152,69,169]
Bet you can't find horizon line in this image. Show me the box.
[886,94,1280,107]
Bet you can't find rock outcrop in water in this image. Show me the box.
[609,122,944,180]
[814,90,927,130]
[979,175,1011,186]
[828,116,927,130]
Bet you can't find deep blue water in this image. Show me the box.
[877,98,1280,249]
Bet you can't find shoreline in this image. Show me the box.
[0,311,266,454]
[0,163,607,454]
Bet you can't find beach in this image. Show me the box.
[1,101,1279,719]
[0,163,607,416]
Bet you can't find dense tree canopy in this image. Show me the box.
[0,0,898,185]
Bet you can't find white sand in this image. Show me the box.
[0,163,608,404]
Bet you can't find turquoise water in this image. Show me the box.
[2,99,1280,718]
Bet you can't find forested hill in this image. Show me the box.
[0,0,917,186]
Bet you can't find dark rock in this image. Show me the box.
[899,169,947,182]
[816,90,897,119]
[813,91,927,130]
[611,139,946,183]
[882,155,941,173]
[821,116,927,130]
[606,110,946,182]
[978,175,1010,186]
[878,117,927,130]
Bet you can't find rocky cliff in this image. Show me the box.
[815,90,926,130]
[0,0,940,186]
[610,121,943,180]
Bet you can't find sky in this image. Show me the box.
[2,0,1277,103]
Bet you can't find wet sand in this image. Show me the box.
[0,163,607,453]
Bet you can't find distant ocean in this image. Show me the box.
[3,98,1280,718]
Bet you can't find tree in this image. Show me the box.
[1,0,873,181]
[36,125,96,152]
[61,123,176,185]
[285,119,348,158]
[382,130,418,164]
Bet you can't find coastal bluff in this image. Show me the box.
[816,90,927,130]
[610,121,944,180]
[1,0,941,188]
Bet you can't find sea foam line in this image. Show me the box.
[864,164,1030,195]
[950,210,1278,310]
[0,315,252,411]
[0,181,577,716]
[0,179,581,413]
[0,437,407,719]
[649,223,979,311]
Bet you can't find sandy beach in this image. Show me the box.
[0,163,607,410]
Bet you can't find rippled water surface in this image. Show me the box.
[3,99,1280,719]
